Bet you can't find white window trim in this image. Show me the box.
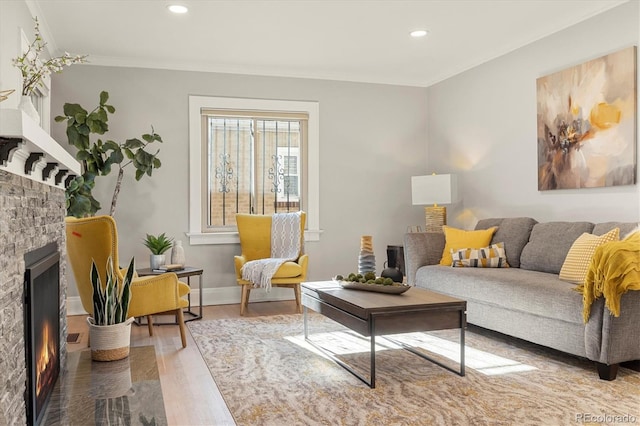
[187,95,321,245]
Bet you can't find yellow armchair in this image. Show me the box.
[234,212,308,315]
[65,215,190,348]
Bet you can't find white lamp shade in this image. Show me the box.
[411,174,459,205]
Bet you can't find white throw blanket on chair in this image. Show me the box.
[241,212,302,292]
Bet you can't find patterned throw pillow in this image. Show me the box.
[559,228,620,284]
[451,242,510,268]
[440,226,498,266]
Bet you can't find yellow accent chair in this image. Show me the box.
[234,212,308,315]
[65,215,190,348]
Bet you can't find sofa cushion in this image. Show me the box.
[439,226,497,266]
[415,265,584,324]
[559,228,620,284]
[475,217,537,268]
[593,221,638,238]
[520,221,594,274]
[451,242,509,268]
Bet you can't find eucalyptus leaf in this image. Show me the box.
[67,179,79,192]
[76,150,90,161]
[78,123,91,136]
[103,140,120,151]
[74,112,86,124]
[94,107,108,122]
[66,126,82,148]
[99,90,109,105]
[63,103,86,117]
[109,150,124,164]
[124,138,143,149]
[102,161,112,175]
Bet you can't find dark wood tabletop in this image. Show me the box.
[302,281,466,320]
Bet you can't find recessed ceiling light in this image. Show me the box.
[410,29,428,38]
[168,4,188,14]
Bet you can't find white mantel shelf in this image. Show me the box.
[0,108,81,189]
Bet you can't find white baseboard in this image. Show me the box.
[65,286,296,316]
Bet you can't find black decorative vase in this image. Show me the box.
[381,246,404,283]
[381,266,403,283]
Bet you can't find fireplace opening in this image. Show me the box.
[24,242,60,426]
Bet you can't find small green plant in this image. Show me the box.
[91,256,134,326]
[143,233,173,255]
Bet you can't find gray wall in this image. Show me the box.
[427,0,640,228]
[51,67,429,297]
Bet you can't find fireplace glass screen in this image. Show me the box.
[24,243,60,426]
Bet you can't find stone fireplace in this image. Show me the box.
[0,170,68,425]
[0,110,78,425]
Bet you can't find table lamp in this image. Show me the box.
[411,174,458,232]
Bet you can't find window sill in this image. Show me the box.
[186,229,323,245]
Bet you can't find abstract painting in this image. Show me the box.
[537,46,637,190]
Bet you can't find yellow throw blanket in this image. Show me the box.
[578,232,640,322]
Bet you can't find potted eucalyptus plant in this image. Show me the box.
[55,91,163,218]
[143,233,173,270]
[87,256,135,361]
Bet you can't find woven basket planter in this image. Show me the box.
[87,317,134,362]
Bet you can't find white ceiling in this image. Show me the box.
[29,0,628,87]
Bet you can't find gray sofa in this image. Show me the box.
[404,217,640,380]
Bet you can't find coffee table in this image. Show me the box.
[301,281,467,388]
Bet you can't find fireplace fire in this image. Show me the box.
[35,320,57,409]
[24,243,60,426]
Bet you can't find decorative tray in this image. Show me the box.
[333,280,410,295]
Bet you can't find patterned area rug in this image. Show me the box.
[188,314,640,425]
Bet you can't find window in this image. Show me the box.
[188,96,320,244]
[205,116,303,227]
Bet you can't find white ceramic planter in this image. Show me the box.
[150,254,166,270]
[18,95,40,123]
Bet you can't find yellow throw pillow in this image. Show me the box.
[559,228,620,284]
[440,226,498,266]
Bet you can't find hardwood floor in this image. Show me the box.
[66,301,300,426]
